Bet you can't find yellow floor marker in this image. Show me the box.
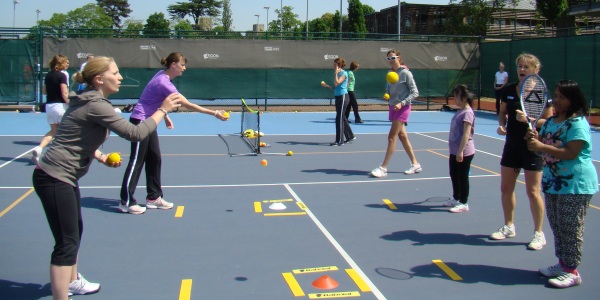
[254,202,263,213]
[346,269,371,292]
[432,259,462,280]
[282,272,305,297]
[382,199,397,210]
[179,279,192,300]
[175,206,185,218]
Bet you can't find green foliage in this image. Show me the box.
[35,3,113,37]
[536,0,568,26]
[270,6,303,32]
[167,0,223,28]
[348,0,367,37]
[96,0,132,29]
[144,12,170,38]
[221,0,233,31]
[444,0,493,36]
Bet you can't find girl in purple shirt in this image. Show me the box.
[444,84,475,213]
[119,52,228,214]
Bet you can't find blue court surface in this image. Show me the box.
[1,110,599,300]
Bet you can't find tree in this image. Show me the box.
[167,0,223,29]
[271,6,303,32]
[122,19,144,37]
[96,0,132,29]
[347,0,367,36]
[445,0,494,36]
[34,3,113,37]
[536,0,569,28]
[144,12,170,38]
[221,0,233,31]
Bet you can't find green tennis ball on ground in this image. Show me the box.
[287,151,293,156]
[386,72,399,84]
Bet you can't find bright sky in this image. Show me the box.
[3,0,449,32]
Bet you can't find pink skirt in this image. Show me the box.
[388,104,411,123]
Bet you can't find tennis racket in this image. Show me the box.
[519,74,550,130]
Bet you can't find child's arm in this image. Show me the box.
[456,121,472,162]
[527,138,584,161]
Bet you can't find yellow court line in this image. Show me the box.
[254,202,262,213]
[175,206,185,218]
[382,199,397,210]
[179,279,192,300]
[282,272,305,297]
[432,259,462,281]
[0,188,34,218]
[346,269,371,292]
[264,212,307,217]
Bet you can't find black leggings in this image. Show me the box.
[344,91,361,121]
[449,154,474,203]
[120,118,163,206]
[334,94,354,143]
[33,168,82,266]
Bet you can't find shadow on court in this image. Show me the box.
[0,279,52,300]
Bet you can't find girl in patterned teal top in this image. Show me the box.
[525,80,598,289]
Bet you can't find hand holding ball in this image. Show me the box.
[386,72,399,84]
[222,111,230,119]
[106,152,121,164]
[383,93,390,100]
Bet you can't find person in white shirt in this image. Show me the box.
[77,54,94,91]
[494,62,509,115]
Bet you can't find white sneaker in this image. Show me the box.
[146,196,174,209]
[31,146,42,164]
[527,231,546,250]
[490,225,516,240]
[119,203,146,214]
[539,263,564,277]
[443,198,459,207]
[370,166,387,178]
[68,273,100,296]
[404,163,422,174]
[449,203,469,213]
[548,272,582,288]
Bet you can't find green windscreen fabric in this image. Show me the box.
[480,35,598,108]
[0,39,37,104]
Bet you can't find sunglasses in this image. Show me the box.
[387,56,399,61]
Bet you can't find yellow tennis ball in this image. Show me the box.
[222,111,230,119]
[260,159,268,166]
[321,81,325,85]
[386,72,399,84]
[383,93,390,100]
[106,152,121,164]
[287,151,293,156]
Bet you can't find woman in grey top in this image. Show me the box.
[32,56,180,300]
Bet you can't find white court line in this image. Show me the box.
[284,184,387,300]
[0,174,501,190]
[0,148,35,169]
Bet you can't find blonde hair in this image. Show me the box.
[515,53,541,72]
[73,56,115,86]
[49,55,69,71]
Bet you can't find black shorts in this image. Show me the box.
[500,142,543,171]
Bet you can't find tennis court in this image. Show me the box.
[1,110,599,300]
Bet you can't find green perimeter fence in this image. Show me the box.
[0,28,598,111]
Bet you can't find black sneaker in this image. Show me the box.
[344,137,356,143]
[329,142,343,146]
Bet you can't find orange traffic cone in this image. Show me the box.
[312,275,339,289]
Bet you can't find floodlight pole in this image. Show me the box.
[339,0,342,40]
[264,6,270,40]
[398,0,401,40]
[13,0,20,29]
[36,9,42,23]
